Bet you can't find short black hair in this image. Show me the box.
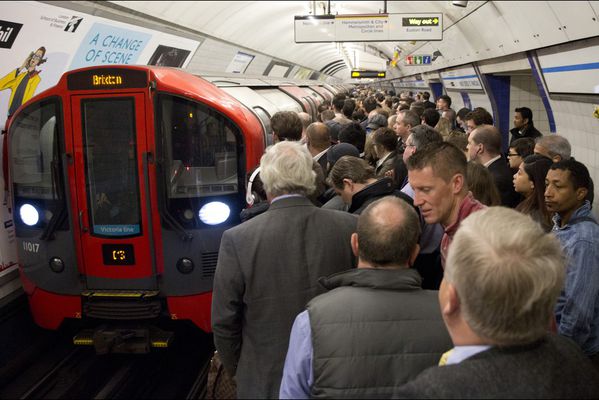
[439,94,452,107]
[422,108,440,127]
[515,107,533,123]
[510,137,535,158]
[338,122,366,153]
[332,94,347,111]
[550,159,592,192]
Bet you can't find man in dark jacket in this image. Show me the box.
[394,208,599,398]
[212,141,357,398]
[280,197,453,398]
[510,106,543,145]
[467,124,520,208]
[327,155,413,214]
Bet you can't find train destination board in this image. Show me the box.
[295,13,442,42]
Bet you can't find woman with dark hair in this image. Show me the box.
[467,162,501,207]
[513,154,554,231]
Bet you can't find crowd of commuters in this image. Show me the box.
[211,88,599,398]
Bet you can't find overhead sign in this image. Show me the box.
[440,65,483,91]
[351,70,386,79]
[294,13,443,43]
[405,55,432,65]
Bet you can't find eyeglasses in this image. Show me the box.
[507,153,520,157]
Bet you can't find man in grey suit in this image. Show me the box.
[394,208,599,398]
[211,141,357,399]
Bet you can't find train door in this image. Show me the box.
[70,93,156,290]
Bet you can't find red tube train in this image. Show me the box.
[5,65,278,350]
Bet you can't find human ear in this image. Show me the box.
[350,233,359,257]
[576,187,588,202]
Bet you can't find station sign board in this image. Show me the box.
[440,66,483,91]
[393,79,429,89]
[294,13,443,43]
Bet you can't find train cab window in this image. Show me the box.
[82,98,141,237]
[160,95,240,199]
[158,94,242,228]
[9,99,67,231]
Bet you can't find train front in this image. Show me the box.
[6,65,263,353]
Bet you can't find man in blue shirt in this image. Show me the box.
[545,159,599,367]
[280,196,452,398]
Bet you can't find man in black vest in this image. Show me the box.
[280,197,453,398]
[394,208,599,398]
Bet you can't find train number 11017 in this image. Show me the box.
[23,241,40,253]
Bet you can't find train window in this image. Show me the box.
[81,98,141,237]
[159,95,240,199]
[253,89,303,113]
[10,98,68,230]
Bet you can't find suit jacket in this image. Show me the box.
[487,157,521,208]
[211,196,357,399]
[375,151,397,177]
[393,334,599,399]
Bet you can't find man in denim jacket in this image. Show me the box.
[545,159,599,368]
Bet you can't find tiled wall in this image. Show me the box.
[547,99,599,217]
[509,75,551,136]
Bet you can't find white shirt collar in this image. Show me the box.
[446,345,492,365]
[483,155,502,168]
[313,147,329,162]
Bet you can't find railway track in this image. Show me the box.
[0,301,214,400]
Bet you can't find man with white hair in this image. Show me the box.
[394,208,599,398]
[212,141,357,399]
[534,134,572,162]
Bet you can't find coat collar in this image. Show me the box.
[319,268,422,292]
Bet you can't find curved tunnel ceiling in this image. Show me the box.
[111,1,484,79]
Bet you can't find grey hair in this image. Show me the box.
[259,141,316,197]
[410,124,443,149]
[445,207,565,346]
[536,135,571,160]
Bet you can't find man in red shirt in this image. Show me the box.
[406,141,486,267]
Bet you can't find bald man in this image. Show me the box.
[280,197,452,398]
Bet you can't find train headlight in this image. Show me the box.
[49,257,65,273]
[20,204,40,226]
[176,258,194,274]
[198,202,230,225]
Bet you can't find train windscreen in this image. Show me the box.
[159,95,239,199]
[81,98,141,237]
[10,98,67,231]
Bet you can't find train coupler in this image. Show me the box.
[73,325,174,354]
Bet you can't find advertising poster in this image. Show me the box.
[0,1,201,277]
[0,1,201,129]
